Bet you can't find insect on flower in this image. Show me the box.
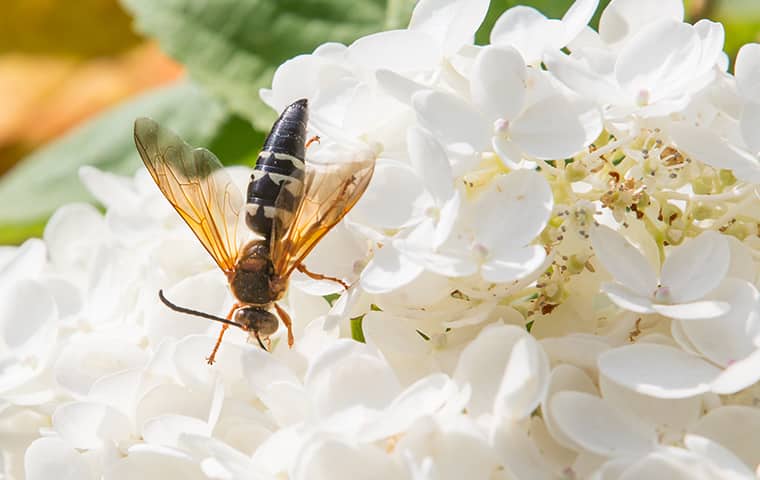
[134,99,375,364]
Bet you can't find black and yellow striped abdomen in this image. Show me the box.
[245,99,308,241]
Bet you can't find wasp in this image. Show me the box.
[134,99,375,363]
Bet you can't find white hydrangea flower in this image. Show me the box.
[6,0,760,479]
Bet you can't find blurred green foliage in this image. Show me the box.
[0,0,758,244]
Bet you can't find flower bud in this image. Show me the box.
[565,161,588,182]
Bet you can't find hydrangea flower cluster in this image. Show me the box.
[4,0,760,478]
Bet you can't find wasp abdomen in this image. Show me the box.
[246,99,308,237]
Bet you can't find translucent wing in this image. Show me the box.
[134,117,243,273]
[270,150,375,277]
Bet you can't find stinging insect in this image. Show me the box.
[134,99,375,364]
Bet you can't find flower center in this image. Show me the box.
[636,89,651,106]
[425,205,440,221]
[431,332,447,349]
[473,243,490,262]
[493,118,510,138]
[653,285,671,303]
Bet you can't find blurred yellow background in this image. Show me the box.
[0,0,182,175]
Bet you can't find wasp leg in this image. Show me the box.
[274,303,295,348]
[207,304,241,365]
[305,135,321,149]
[296,263,349,290]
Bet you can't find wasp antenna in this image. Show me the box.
[254,331,268,351]
[158,290,244,329]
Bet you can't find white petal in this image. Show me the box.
[375,68,426,105]
[108,445,206,480]
[544,51,621,105]
[481,245,547,284]
[725,236,756,282]
[591,225,658,297]
[43,203,107,271]
[266,55,335,112]
[471,45,526,120]
[348,29,439,72]
[408,126,454,204]
[433,191,461,249]
[491,421,557,480]
[0,278,57,356]
[615,20,699,100]
[490,6,557,63]
[413,89,491,153]
[652,300,730,320]
[559,0,600,46]
[710,348,760,395]
[396,240,478,278]
[305,340,401,418]
[474,170,553,250]
[684,435,756,479]
[361,244,424,294]
[359,373,457,441]
[660,231,729,303]
[689,406,760,471]
[543,365,598,450]
[144,270,229,347]
[598,375,702,434]
[242,343,301,394]
[550,391,657,456]
[740,101,760,155]
[453,324,533,417]
[598,344,721,399]
[494,335,550,420]
[79,166,137,212]
[290,222,366,296]
[88,369,142,417]
[179,434,261,480]
[54,333,147,396]
[397,416,497,480]
[351,159,428,229]
[735,43,760,103]
[293,437,405,480]
[598,0,683,46]
[679,279,759,366]
[601,282,656,314]
[136,384,214,432]
[540,335,610,371]
[617,448,714,480]
[173,335,246,389]
[142,414,210,448]
[362,311,430,356]
[0,238,46,285]
[25,437,94,480]
[53,401,132,449]
[511,96,602,159]
[408,0,490,54]
[669,124,760,184]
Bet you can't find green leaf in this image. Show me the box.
[120,0,415,131]
[0,81,263,244]
[350,315,366,343]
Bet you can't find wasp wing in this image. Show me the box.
[134,117,243,273]
[270,149,375,277]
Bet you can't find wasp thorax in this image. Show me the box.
[234,307,279,337]
[229,241,275,304]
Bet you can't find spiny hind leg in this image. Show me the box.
[305,135,321,149]
[296,263,349,290]
[207,303,240,365]
[274,302,295,348]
